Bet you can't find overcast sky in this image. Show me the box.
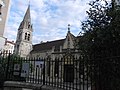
[5,0,93,44]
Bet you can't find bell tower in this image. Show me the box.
[14,5,33,57]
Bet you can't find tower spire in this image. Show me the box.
[15,1,33,57]
[18,4,31,30]
[28,0,30,6]
[23,4,31,23]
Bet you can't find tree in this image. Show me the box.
[78,0,120,90]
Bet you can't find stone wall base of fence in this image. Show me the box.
[3,81,64,90]
[41,85,64,90]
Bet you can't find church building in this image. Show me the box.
[14,5,80,81]
[14,5,33,57]
[30,24,80,59]
[30,24,80,82]
[14,0,119,58]
[12,0,120,85]
[14,5,80,58]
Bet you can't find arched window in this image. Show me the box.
[28,34,30,41]
[28,22,31,29]
[25,33,27,40]
[25,32,30,41]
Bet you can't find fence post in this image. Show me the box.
[5,53,11,80]
[43,59,45,85]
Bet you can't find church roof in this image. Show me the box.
[31,24,81,54]
[31,35,82,54]
[31,39,65,53]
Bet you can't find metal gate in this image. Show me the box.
[1,52,120,90]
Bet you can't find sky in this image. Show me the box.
[5,0,93,44]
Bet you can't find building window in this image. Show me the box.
[25,32,30,41]
[28,34,30,41]
[28,22,31,29]
[25,33,27,40]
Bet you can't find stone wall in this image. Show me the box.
[4,81,64,90]
[4,81,42,90]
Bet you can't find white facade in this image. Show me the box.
[0,0,11,36]
[3,40,15,54]
[0,36,5,52]
[63,31,75,49]
[0,0,11,53]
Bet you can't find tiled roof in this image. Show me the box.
[31,32,81,54]
[31,39,65,53]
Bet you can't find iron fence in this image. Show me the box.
[0,52,120,90]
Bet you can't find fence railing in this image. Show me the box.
[0,52,120,90]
